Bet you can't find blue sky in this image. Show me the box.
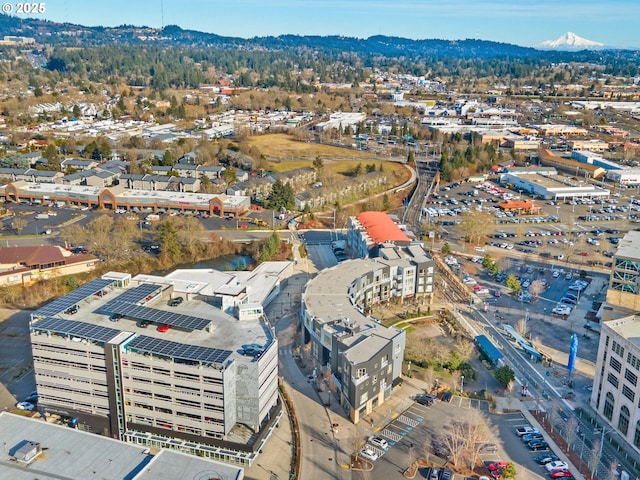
[32,0,640,48]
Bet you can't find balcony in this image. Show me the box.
[352,373,369,387]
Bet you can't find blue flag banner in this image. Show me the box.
[567,333,578,372]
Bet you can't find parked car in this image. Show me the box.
[368,436,389,450]
[528,440,549,451]
[549,469,573,478]
[416,394,436,406]
[561,297,577,305]
[359,446,379,462]
[480,443,498,452]
[16,401,35,411]
[515,426,538,436]
[522,432,544,443]
[546,461,569,472]
[157,325,171,333]
[535,453,559,465]
[440,468,453,480]
[168,296,184,307]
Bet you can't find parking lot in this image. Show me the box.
[352,396,551,480]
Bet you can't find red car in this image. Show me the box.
[157,325,171,333]
[487,461,508,477]
[549,470,573,479]
[473,284,483,291]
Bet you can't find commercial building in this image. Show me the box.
[0,245,98,286]
[571,151,625,171]
[590,314,640,453]
[0,181,250,217]
[499,171,610,201]
[301,244,434,423]
[0,411,244,479]
[607,169,640,186]
[591,231,640,454]
[29,262,292,466]
[538,147,605,179]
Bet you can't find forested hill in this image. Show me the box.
[1,13,637,62]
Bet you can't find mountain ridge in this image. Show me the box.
[537,32,605,51]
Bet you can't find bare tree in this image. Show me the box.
[588,442,601,480]
[11,218,27,235]
[528,279,545,300]
[565,417,579,452]
[547,399,561,433]
[450,369,462,393]
[515,318,528,337]
[454,338,475,364]
[424,365,436,393]
[438,411,487,469]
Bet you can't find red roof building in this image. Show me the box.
[348,212,411,257]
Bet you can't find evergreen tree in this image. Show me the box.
[162,150,173,166]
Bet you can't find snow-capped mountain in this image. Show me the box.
[536,32,605,51]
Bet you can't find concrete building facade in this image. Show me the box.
[301,245,434,423]
[592,231,640,454]
[29,264,291,466]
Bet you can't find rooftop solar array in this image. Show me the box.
[108,284,161,305]
[32,317,122,343]
[103,301,211,331]
[33,278,116,318]
[128,335,232,365]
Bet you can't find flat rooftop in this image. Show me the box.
[615,231,640,260]
[4,182,249,207]
[0,412,243,480]
[606,315,640,349]
[30,275,274,362]
[304,258,383,330]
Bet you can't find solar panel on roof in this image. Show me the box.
[112,284,161,304]
[102,301,211,331]
[127,335,231,365]
[32,317,121,343]
[33,278,116,318]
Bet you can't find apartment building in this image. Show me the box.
[29,265,290,466]
[347,211,412,258]
[301,245,434,423]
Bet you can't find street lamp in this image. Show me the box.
[555,205,560,222]
[461,375,464,394]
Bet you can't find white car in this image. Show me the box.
[16,401,35,411]
[545,460,569,471]
[552,271,560,278]
[553,305,572,315]
[359,447,379,462]
[368,436,389,450]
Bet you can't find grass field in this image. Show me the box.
[248,133,378,161]
[247,134,409,181]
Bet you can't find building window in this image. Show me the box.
[610,357,622,373]
[625,368,638,386]
[356,368,366,378]
[619,406,630,436]
[612,340,625,358]
[634,421,640,448]
[623,385,635,403]
[627,352,640,371]
[603,392,615,421]
[607,373,619,389]
[372,375,377,384]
